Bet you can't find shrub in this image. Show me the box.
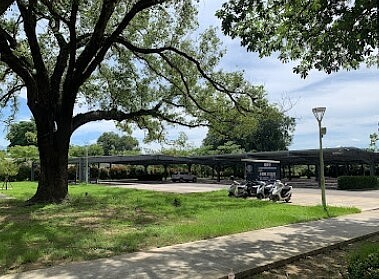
[16,164,32,181]
[90,167,99,179]
[99,168,110,180]
[109,165,128,179]
[32,167,40,181]
[67,166,77,181]
[338,176,378,190]
[347,242,379,279]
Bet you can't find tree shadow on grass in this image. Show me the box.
[1,211,378,279]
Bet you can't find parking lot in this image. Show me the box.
[291,188,379,211]
[106,181,227,193]
[105,181,379,211]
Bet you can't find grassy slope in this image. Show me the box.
[0,182,360,274]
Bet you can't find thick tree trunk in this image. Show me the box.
[28,116,72,204]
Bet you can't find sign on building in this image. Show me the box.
[242,159,280,181]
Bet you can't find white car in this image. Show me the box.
[171,172,197,182]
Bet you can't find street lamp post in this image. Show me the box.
[312,107,327,211]
[85,145,89,184]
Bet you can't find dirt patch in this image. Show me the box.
[253,233,379,278]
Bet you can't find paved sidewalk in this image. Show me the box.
[1,210,378,279]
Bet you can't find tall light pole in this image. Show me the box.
[85,145,89,184]
[312,107,327,211]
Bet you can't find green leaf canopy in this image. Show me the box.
[217,0,378,78]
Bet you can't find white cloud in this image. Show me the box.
[71,120,119,145]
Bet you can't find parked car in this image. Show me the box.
[171,172,197,182]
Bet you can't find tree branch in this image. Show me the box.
[39,0,70,26]
[0,0,14,16]
[67,0,79,81]
[158,52,216,114]
[73,0,117,77]
[17,0,49,83]
[75,0,167,86]
[0,27,34,87]
[113,37,255,113]
[114,38,233,92]
[48,14,69,98]
[131,50,216,114]
[72,102,163,132]
[0,83,23,106]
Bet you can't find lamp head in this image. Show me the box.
[312,107,326,121]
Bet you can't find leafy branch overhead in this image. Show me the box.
[217,0,379,78]
[0,0,268,202]
[0,0,260,140]
[0,0,14,16]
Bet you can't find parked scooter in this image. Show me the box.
[269,180,292,202]
[228,181,249,198]
[256,181,274,200]
[245,180,265,197]
[228,180,263,198]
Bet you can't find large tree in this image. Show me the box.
[217,0,379,77]
[0,1,259,203]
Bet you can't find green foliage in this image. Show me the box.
[15,163,31,181]
[215,141,245,154]
[347,242,379,279]
[217,0,378,77]
[99,168,110,180]
[338,176,379,190]
[0,146,39,182]
[97,132,140,156]
[368,133,378,152]
[298,166,314,179]
[7,145,38,161]
[5,121,37,147]
[0,182,359,274]
[0,154,19,179]
[109,165,129,179]
[67,166,77,181]
[203,102,295,152]
[69,144,104,157]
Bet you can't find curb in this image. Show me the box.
[219,230,379,279]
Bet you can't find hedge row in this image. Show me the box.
[67,166,165,181]
[1,165,165,182]
[337,176,379,190]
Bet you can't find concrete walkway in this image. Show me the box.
[1,209,378,279]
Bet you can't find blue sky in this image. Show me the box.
[1,1,378,152]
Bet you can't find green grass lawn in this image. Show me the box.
[0,182,360,275]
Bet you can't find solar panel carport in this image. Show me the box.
[64,147,378,182]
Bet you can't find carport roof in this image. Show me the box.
[68,147,379,166]
[246,147,377,165]
[192,147,377,165]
